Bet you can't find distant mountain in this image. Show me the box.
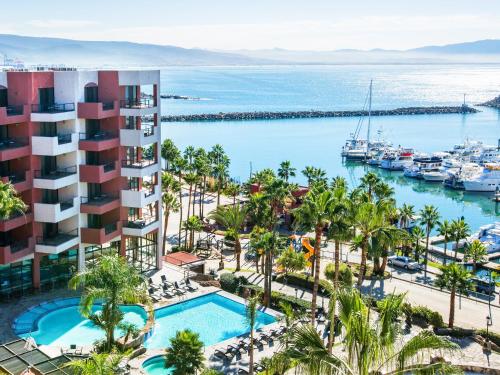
[1,34,500,67]
[0,34,273,67]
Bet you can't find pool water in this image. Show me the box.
[144,292,276,349]
[20,304,147,347]
[142,356,172,375]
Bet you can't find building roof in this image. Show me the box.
[0,339,79,375]
[164,251,204,267]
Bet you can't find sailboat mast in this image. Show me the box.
[366,80,372,160]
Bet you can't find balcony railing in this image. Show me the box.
[4,105,24,116]
[80,193,119,206]
[0,239,30,253]
[79,131,118,141]
[124,215,158,229]
[34,165,77,180]
[104,222,118,235]
[31,103,75,113]
[102,101,115,110]
[0,209,29,223]
[0,137,29,150]
[121,158,157,169]
[120,98,154,109]
[1,172,27,184]
[40,198,75,211]
[36,229,78,246]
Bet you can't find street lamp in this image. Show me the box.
[486,315,492,340]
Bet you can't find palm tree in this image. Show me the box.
[209,205,248,271]
[293,186,334,323]
[464,239,487,272]
[410,226,426,262]
[278,160,296,182]
[419,205,440,279]
[301,166,317,187]
[165,329,205,375]
[213,157,229,207]
[263,178,293,225]
[224,182,242,205]
[162,172,181,252]
[194,148,211,219]
[435,263,473,328]
[276,247,307,276]
[398,203,415,232]
[68,255,150,351]
[437,219,452,266]
[450,218,470,261]
[173,156,188,247]
[359,172,381,201]
[246,294,260,375]
[0,181,27,220]
[66,352,124,375]
[183,172,199,219]
[281,290,461,375]
[182,215,203,251]
[161,138,180,171]
[183,145,196,169]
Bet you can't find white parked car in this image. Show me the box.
[387,256,422,271]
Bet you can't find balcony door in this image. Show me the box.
[88,183,102,199]
[124,86,137,102]
[85,119,101,138]
[84,86,99,103]
[0,125,8,141]
[42,189,58,204]
[39,88,55,109]
[43,223,58,238]
[0,88,7,107]
[40,122,57,137]
[41,156,57,175]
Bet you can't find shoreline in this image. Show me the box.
[161,105,478,122]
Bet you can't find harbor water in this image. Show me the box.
[160,65,500,232]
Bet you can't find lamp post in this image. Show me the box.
[486,315,492,341]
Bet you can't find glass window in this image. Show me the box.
[84,242,120,267]
[0,260,33,299]
[39,249,78,288]
[125,116,136,129]
[125,233,157,273]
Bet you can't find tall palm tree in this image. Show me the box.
[162,172,181,252]
[0,181,27,220]
[193,148,210,218]
[435,263,473,328]
[278,160,296,182]
[437,220,452,265]
[209,205,248,271]
[173,156,188,247]
[263,178,293,225]
[411,226,425,262]
[183,145,196,170]
[165,329,205,375]
[161,138,180,171]
[398,203,415,232]
[213,157,230,207]
[419,205,440,279]
[183,172,198,219]
[464,239,487,272]
[350,199,395,287]
[224,182,242,205]
[293,186,335,323]
[450,218,470,261]
[68,255,150,351]
[66,352,124,375]
[182,215,203,251]
[359,172,381,201]
[246,294,260,375]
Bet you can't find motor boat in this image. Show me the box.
[463,163,500,192]
[444,163,483,190]
[380,148,414,171]
[404,156,442,179]
[422,168,449,182]
[469,222,500,254]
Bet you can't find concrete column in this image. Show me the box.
[32,252,42,289]
[78,243,86,272]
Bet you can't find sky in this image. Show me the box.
[1,0,500,51]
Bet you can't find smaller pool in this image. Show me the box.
[15,298,147,347]
[142,356,172,375]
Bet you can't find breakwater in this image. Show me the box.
[161,105,478,122]
[480,94,500,109]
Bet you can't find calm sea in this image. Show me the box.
[160,65,500,231]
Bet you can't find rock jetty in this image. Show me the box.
[161,106,478,122]
[479,95,500,109]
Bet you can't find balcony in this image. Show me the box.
[119,98,157,116]
[121,158,159,178]
[79,131,119,152]
[122,215,160,237]
[77,100,119,119]
[80,194,120,215]
[35,229,79,254]
[121,185,160,208]
[0,237,34,264]
[0,105,30,125]
[31,103,76,122]
[0,210,33,232]
[34,197,79,223]
[32,133,78,156]
[81,222,122,245]
[79,161,119,183]
[120,123,159,147]
[33,166,78,190]
[1,171,32,193]
[0,137,30,162]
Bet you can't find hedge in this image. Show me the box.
[275,273,333,296]
[407,305,444,328]
[349,263,391,280]
[477,329,500,348]
[219,273,249,294]
[242,283,312,311]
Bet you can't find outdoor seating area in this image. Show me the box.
[147,275,200,302]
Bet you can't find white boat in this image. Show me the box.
[380,148,414,171]
[404,156,443,179]
[444,163,483,190]
[463,163,500,192]
[422,169,448,182]
[469,222,500,254]
[471,147,500,165]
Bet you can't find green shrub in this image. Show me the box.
[219,273,248,294]
[200,369,224,375]
[410,305,444,328]
[324,263,353,287]
[242,283,311,311]
[349,263,390,280]
[275,272,332,295]
[477,329,500,347]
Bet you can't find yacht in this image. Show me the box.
[469,222,500,254]
[472,147,500,165]
[463,163,500,192]
[404,156,442,179]
[422,168,449,182]
[380,148,414,171]
[444,163,482,190]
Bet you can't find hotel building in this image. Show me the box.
[0,68,163,299]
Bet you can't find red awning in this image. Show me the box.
[164,251,204,267]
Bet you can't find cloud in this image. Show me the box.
[27,19,98,29]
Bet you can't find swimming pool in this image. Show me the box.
[15,298,147,347]
[144,292,277,349]
[142,356,172,375]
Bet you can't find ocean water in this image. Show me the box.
[160,65,500,231]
